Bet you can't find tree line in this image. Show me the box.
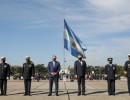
[10,64,124,76]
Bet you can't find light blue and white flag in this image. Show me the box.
[64,19,87,58]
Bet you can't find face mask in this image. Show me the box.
[26,59,30,63]
[109,61,112,64]
[78,57,82,60]
[1,59,5,63]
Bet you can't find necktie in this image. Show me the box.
[53,61,55,67]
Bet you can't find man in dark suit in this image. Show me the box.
[124,54,130,95]
[47,55,61,96]
[0,57,10,96]
[105,57,117,96]
[74,54,87,96]
[21,56,35,96]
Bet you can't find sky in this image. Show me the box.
[0,0,130,67]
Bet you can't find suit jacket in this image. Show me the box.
[22,62,35,79]
[0,63,10,80]
[105,64,117,80]
[47,61,61,78]
[124,60,130,77]
[74,60,87,78]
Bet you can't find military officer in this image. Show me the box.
[0,57,10,96]
[21,56,35,96]
[105,57,117,96]
[124,54,130,95]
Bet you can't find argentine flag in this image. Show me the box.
[64,19,87,58]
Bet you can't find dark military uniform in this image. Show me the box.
[124,60,130,94]
[22,62,35,95]
[105,64,117,95]
[0,63,10,95]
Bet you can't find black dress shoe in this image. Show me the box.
[77,93,81,96]
[82,93,86,96]
[48,94,52,96]
[56,94,59,96]
[112,93,115,96]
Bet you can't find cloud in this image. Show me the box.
[63,0,130,38]
[87,0,130,12]
[0,0,130,66]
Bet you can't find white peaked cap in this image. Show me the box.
[1,56,6,59]
[25,56,30,59]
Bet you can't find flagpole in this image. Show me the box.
[63,6,66,69]
[63,25,65,68]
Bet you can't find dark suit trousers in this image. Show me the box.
[107,79,115,94]
[77,76,85,94]
[127,77,130,93]
[49,76,59,94]
[0,79,7,95]
[24,79,31,95]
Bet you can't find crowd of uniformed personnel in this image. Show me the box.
[0,54,130,96]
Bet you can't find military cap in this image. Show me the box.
[107,57,113,61]
[1,56,6,60]
[25,56,30,59]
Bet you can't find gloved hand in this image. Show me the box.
[31,76,34,80]
[104,74,107,77]
[6,77,9,80]
[115,74,118,77]
[21,76,23,80]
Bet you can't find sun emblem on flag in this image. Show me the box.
[72,42,77,49]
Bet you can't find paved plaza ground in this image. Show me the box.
[0,80,130,100]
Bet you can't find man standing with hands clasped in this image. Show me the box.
[0,57,10,96]
[48,55,61,96]
[105,57,117,96]
[21,56,35,96]
[74,54,87,96]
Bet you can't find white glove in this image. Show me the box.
[7,77,9,80]
[104,75,107,77]
[21,76,23,80]
[31,76,34,80]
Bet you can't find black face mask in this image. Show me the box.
[26,59,30,63]
[109,61,112,64]
[1,59,5,63]
[78,58,82,60]
[52,58,56,62]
